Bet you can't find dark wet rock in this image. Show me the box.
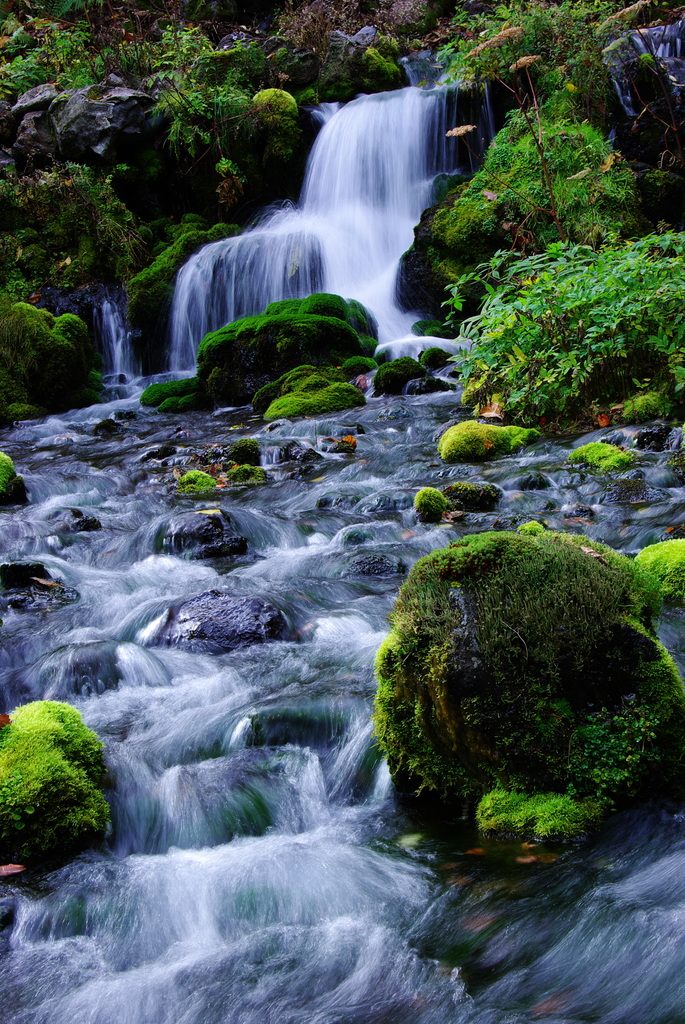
[39,641,122,698]
[275,440,323,464]
[357,492,412,514]
[601,479,666,504]
[93,418,122,436]
[53,508,102,533]
[0,470,27,505]
[634,424,682,452]
[315,493,360,510]
[50,83,154,163]
[160,510,248,559]
[318,436,356,454]
[375,406,413,421]
[0,562,79,610]
[668,450,685,484]
[141,443,178,462]
[563,504,595,519]
[0,101,15,145]
[261,36,320,87]
[442,481,501,512]
[0,149,15,172]
[344,554,407,577]
[514,471,551,491]
[405,377,456,395]
[11,110,56,168]
[11,83,59,117]
[318,28,404,102]
[153,591,287,653]
[114,409,136,420]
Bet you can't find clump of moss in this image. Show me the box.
[414,487,449,523]
[419,346,453,369]
[623,391,671,423]
[568,441,635,472]
[476,788,603,840]
[0,700,109,863]
[374,357,426,395]
[265,381,365,421]
[442,481,501,511]
[438,421,539,463]
[0,452,27,504]
[251,88,301,164]
[176,470,218,494]
[253,364,348,415]
[342,355,378,377]
[226,464,267,485]
[412,320,445,337]
[140,377,201,408]
[518,520,546,536]
[373,529,682,835]
[636,539,685,602]
[227,438,261,466]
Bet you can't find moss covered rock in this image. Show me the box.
[374,357,426,395]
[419,346,453,370]
[226,464,267,484]
[442,481,501,512]
[342,355,378,377]
[414,487,449,523]
[636,539,685,602]
[622,391,671,423]
[199,295,366,407]
[176,470,218,494]
[568,441,635,473]
[0,452,27,504]
[140,377,202,408]
[374,530,685,836]
[227,438,261,466]
[477,788,603,841]
[319,33,404,102]
[0,700,109,863]
[438,421,539,463]
[251,88,301,165]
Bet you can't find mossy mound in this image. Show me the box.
[0,452,27,505]
[419,347,453,370]
[0,700,109,863]
[373,530,685,836]
[342,356,378,377]
[198,294,368,407]
[477,788,603,841]
[442,481,501,512]
[518,520,546,537]
[412,320,445,338]
[176,470,218,494]
[374,357,426,395]
[319,35,404,103]
[251,88,301,165]
[414,487,449,523]
[140,377,201,408]
[227,438,261,466]
[0,300,98,422]
[263,370,366,421]
[623,391,671,423]
[568,441,635,473]
[438,421,539,463]
[226,464,267,485]
[127,223,238,339]
[636,539,685,602]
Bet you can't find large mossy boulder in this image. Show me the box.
[0,700,109,863]
[438,420,539,463]
[318,29,405,102]
[636,539,685,602]
[253,364,365,420]
[197,293,368,406]
[374,530,685,837]
[0,300,98,422]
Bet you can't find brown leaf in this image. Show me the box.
[599,153,616,173]
[580,545,608,565]
[596,413,611,427]
[0,714,10,728]
[482,190,498,201]
[465,847,487,856]
[30,577,63,589]
[0,864,25,876]
[516,855,538,864]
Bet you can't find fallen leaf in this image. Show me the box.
[463,912,499,931]
[516,855,538,864]
[0,714,10,728]
[442,510,464,521]
[401,530,417,539]
[599,153,616,172]
[0,864,25,876]
[479,400,504,420]
[521,841,537,850]
[580,545,608,565]
[30,577,63,588]
[596,413,611,427]
[482,189,498,201]
[465,847,487,856]
[567,167,591,180]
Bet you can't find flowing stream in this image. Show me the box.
[4,77,685,1024]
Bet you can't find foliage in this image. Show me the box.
[476,788,603,840]
[176,470,217,494]
[568,441,635,473]
[0,700,109,863]
[437,420,539,463]
[414,487,448,523]
[373,357,425,395]
[636,539,685,602]
[448,234,685,425]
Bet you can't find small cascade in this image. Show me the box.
[168,81,495,370]
[94,288,140,379]
[610,18,685,116]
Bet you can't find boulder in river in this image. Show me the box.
[374,530,685,838]
[0,562,79,610]
[0,453,27,505]
[160,509,248,559]
[153,591,288,653]
[438,421,539,463]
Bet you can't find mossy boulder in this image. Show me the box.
[414,487,449,523]
[568,441,635,473]
[438,421,539,463]
[419,346,453,369]
[374,357,426,395]
[319,32,404,102]
[176,470,218,494]
[477,788,603,841]
[226,464,267,484]
[198,295,367,407]
[0,452,27,504]
[0,700,109,863]
[227,438,261,466]
[442,481,501,512]
[373,530,685,836]
[0,300,97,421]
[342,356,378,377]
[636,539,685,602]
[258,364,366,421]
[622,391,671,423]
[140,377,202,409]
[251,88,301,165]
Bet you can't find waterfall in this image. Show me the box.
[94,288,140,379]
[610,18,685,116]
[168,81,495,371]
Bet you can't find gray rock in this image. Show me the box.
[0,102,15,145]
[11,83,59,117]
[153,591,287,653]
[0,150,16,172]
[160,509,247,559]
[345,554,406,577]
[50,84,153,162]
[11,110,56,167]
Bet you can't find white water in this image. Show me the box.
[611,18,685,116]
[168,82,494,370]
[94,289,140,379]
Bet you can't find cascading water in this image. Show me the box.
[93,288,140,379]
[168,80,494,370]
[610,17,685,116]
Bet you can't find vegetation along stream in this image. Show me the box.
[3,1,685,1021]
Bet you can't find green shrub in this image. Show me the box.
[0,700,109,863]
[636,540,685,602]
[176,470,217,494]
[414,487,449,523]
[442,481,501,511]
[227,438,261,466]
[438,421,539,463]
[476,788,603,840]
[140,377,200,408]
[374,357,426,395]
[568,441,635,473]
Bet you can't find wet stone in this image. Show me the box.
[344,554,407,577]
[53,508,102,533]
[276,440,323,464]
[601,479,665,504]
[315,494,360,510]
[141,443,178,462]
[93,418,122,436]
[160,509,248,559]
[0,562,79,610]
[153,591,287,653]
[634,424,682,452]
[357,492,412,514]
[405,377,456,395]
[563,504,595,519]
[515,471,551,491]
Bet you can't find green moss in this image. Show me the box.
[623,391,670,423]
[342,356,378,376]
[227,438,261,466]
[300,292,347,320]
[518,521,546,536]
[438,421,539,463]
[419,346,453,369]
[414,487,449,523]
[373,529,680,814]
[176,470,218,494]
[442,481,501,511]
[140,377,200,408]
[265,381,365,421]
[226,464,267,484]
[0,451,23,503]
[374,357,426,395]
[0,700,109,863]
[476,788,603,840]
[251,88,301,164]
[413,320,445,338]
[568,441,635,472]
[157,392,207,413]
[636,539,685,602]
